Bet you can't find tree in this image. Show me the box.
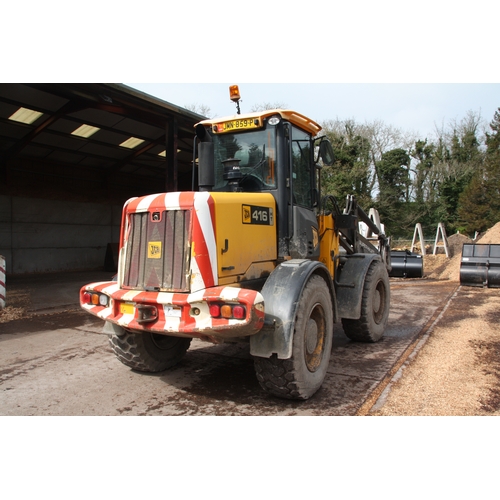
[458,108,500,234]
[375,148,411,236]
[457,172,490,234]
[250,102,288,112]
[483,108,500,225]
[431,110,485,233]
[184,103,212,118]
[411,139,435,204]
[321,120,372,208]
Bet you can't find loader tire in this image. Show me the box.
[342,260,390,343]
[253,275,333,400]
[109,330,191,373]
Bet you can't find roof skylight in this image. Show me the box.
[71,124,100,138]
[9,107,43,124]
[158,149,181,156]
[120,137,145,149]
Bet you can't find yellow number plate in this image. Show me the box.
[120,303,135,315]
[214,118,261,134]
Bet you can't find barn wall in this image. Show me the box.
[0,195,122,274]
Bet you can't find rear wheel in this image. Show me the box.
[342,260,390,342]
[109,330,191,372]
[253,275,334,400]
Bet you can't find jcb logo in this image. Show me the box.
[148,242,162,259]
[242,205,273,225]
[242,205,251,224]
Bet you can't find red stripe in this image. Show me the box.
[178,191,195,209]
[125,196,142,213]
[192,195,216,288]
[148,193,169,211]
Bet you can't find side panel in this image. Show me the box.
[250,259,335,359]
[318,212,339,277]
[210,192,277,282]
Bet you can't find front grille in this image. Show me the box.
[123,210,191,292]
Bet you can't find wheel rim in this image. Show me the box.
[304,303,326,372]
[373,280,386,324]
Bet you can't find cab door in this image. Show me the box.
[288,125,320,260]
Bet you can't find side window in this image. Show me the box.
[291,126,313,207]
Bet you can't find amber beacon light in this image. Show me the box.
[229,85,241,114]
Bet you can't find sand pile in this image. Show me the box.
[477,221,500,244]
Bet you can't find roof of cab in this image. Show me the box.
[196,109,322,136]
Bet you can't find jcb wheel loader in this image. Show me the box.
[80,87,391,400]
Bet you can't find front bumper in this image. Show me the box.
[80,281,265,341]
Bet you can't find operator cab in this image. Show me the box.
[196,109,332,196]
[195,95,334,260]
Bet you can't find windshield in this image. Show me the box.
[212,128,277,191]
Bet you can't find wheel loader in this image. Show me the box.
[80,86,392,400]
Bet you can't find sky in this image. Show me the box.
[4,3,498,144]
[126,83,499,140]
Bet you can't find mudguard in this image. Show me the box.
[249,259,336,359]
[335,253,382,319]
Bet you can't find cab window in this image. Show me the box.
[212,128,277,191]
[291,126,314,207]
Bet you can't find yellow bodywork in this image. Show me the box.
[210,192,277,285]
[318,213,340,279]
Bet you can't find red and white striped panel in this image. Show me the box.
[119,192,218,292]
[0,255,5,310]
[80,281,265,340]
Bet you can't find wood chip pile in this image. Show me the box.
[424,221,500,281]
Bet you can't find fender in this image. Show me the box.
[335,253,381,319]
[250,259,336,359]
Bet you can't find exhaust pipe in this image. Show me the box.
[195,124,214,192]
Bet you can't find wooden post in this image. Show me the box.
[411,223,426,255]
[433,222,450,257]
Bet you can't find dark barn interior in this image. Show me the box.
[0,83,205,274]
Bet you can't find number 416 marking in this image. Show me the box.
[253,210,268,222]
[242,205,273,225]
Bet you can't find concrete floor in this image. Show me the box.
[0,272,458,415]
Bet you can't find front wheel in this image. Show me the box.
[342,260,390,342]
[253,275,334,400]
[109,330,191,372]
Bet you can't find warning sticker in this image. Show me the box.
[148,241,162,259]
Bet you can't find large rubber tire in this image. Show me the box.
[109,330,191,373]
[253,275,334,400]
[342,260,390,343]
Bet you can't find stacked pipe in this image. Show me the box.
[389,250,424,278]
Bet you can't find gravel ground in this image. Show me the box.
[2,224,499,417]
[371,285,500,416]
[370,222,500,416]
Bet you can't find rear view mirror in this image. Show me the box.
[319,139,335,166]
